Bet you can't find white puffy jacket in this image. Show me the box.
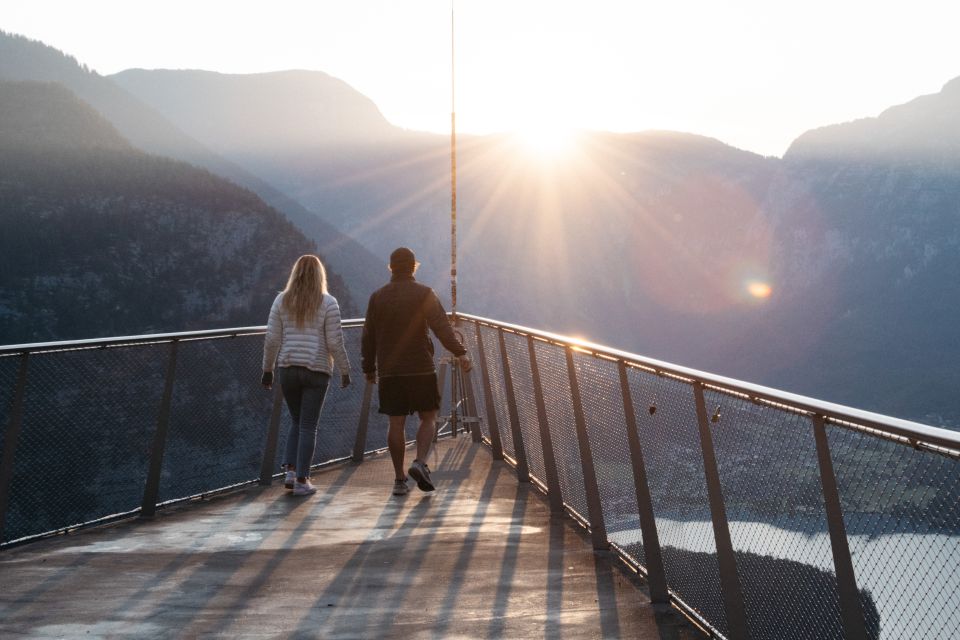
[262,292,351,375]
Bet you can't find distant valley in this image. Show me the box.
[1,30,959,427]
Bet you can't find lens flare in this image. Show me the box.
[747,281,772,299]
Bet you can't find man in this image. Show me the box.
[361,247,472,496]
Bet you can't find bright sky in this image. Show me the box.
[4,0,959,156]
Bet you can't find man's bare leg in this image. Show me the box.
[388,415,407,481]
[415,409,438,463]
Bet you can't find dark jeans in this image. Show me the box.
[279,366,330,479]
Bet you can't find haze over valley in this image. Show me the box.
[2,30,959,428]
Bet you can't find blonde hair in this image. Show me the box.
[281,255,328,328]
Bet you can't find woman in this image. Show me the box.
[262,255,351,496]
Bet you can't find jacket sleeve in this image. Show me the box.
[360,292,377,374]
[323,296,351,375]
[262,295,283,371]
[425,291,467,357]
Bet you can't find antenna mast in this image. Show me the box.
[450,4,458,316]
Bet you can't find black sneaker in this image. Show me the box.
[392,479,409,496]
[408,460,435,492]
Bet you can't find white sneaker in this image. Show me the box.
[408,460,435,492]
[293,480,316,496]
[392,479,409,496]
[284,470,296,489]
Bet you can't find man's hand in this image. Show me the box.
[365,371,376,384]
[458,354,473,373]
[341,373,351,388]
[261,370,273,390]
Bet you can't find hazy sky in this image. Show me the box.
[4,0,959,156]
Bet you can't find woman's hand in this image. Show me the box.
[261,370,273,389]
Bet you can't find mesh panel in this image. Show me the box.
[0,355,22,470]
[533,340,589,521]
[705,388,842,640]
[502,331,544,485]
[459,321,489,440]
[479,325,513,460]
[160,336,274,502]
[2,345,163,543]
[625,365,728,636]
[827,423,960,640]
[0,326,374,544]
[310,327,366,463]
[573,353,641,557]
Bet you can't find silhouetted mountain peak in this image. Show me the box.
[111,67,398,155]
[786,74,960,163]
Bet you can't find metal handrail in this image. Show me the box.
[0,319,365,357]
[456,312,960,453]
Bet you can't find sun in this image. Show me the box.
[513,123,578,158]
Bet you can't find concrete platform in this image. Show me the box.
[0,437,703,639]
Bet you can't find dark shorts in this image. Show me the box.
[378,373,441,416]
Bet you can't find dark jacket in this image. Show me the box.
[361,274,466,377]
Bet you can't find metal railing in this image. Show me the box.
[455,313,960,640]
[0,322,389,548]
[2,314,959,639]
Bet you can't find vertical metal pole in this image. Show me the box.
[141,340,179,519]
[259,385,284,485]
[812,414,868,640]
[528,336,564,512]
[475,323,503,460]
[351,381,375,463]
[0,353,29,543]
[565,347,608,550]
[693,382,750,640]
[618,361,669,604]
[449,6,457,316]
[498,329,529,482]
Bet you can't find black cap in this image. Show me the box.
[389,247,417,271]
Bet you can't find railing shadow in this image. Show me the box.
[290,439,479,638]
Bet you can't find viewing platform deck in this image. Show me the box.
[0,437,700,639]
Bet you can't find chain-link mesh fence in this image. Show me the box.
[704,387,847,640]
[0,324,386,546]
[572,352,639,547]
[478,324,514,461]
[533,340,590,522]
[460,316,960,640]
[503,332,546,486]
[826,422,960,640]
[1,344,166,542]
[459,323,490,443]
[626,365,728,635]
[4,315,960,640]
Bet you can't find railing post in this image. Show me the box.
[565,347,608,550]
[141,340,179,519]
[618,361,669,605]
[437,359,449,439]
[352,381,375,463]
[528,335,563,512]
[0,354,29,544]
[450,358,460,437]
[498,329,529,482]
[475,323,503,460]
[259,385,284,485]
[693,381,750,640]
[460,365,482,443]
[812,414,868,640]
